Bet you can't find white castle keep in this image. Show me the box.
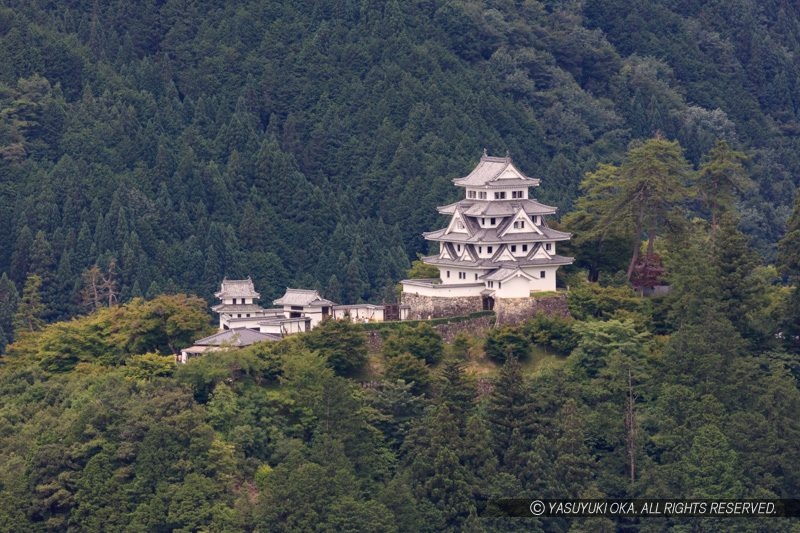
[401,151,573,316]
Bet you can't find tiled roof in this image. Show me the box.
[424,225,571,243]
[214,278,260,300]
[273,288,337,307]
[452,153,540,188]
[481,267,537,282]
[423,253,574,269]
[194,328,278,347]
[210,303,267,313]
[258,316,312,325]
[438,199,556,217]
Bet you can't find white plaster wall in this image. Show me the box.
[333,307,385,322]
[401,280,484,298]
[438,266,483,285]
[259,319,308,335]
[494,275,535,298]
[522,267,558,292]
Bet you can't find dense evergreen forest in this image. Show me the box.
[1,0,800,531]
[1,0,800,324]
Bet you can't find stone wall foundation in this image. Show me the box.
[494,294,570,325]
[401,292,483,320]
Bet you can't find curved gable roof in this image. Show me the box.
[215,278,260,300]
[273,288,337,307]
[453,152,540,188]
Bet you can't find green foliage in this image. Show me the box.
[11,273,44,335]
[384,353,432,396]
[780,287,800,354]
[125,353,176,381]
[521,313,578,354]
[696,140,751,231]
[567,280,648,323]
[683,425,744,498]
[5,294,212,371]
[570,319,649,378]
[0,272,18,350]
[364,379,426,451]
[778,193,800,280]
[118,294,213,355]
[566,136,693,281]
[0,0,795,323]
[483,326,530,364]
[301,318,368,376]
[0,2,798,529]
[405,258,439,279]
[383,323,443,365]
[446,333,472,361]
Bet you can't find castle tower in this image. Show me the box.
[211,277,269,329]
[401,151,573,317]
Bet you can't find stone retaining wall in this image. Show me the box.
[401,292,483,320]
[371,293,570,353]
[494,294,570,325]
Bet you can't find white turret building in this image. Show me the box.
[401,151,573,317]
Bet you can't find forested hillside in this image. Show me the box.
[1,271,799,531]
[0,0,799,335]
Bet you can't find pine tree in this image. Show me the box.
[0,272,18,344]
[696,140,750,234]
[436,359,475,428]
[778,193,800,280]
[486,357,536,465]
[9,225,33,288]
[683,425,744,498]
[12,274,45,335]
[566,136,693,281]
[712,214,765,341]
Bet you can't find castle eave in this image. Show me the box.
[437,199,557,217]
[423,254,574,268]
[423,227,572,243]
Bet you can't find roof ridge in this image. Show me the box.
[284,288,318,293]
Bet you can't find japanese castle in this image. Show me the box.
[401,151,573,313]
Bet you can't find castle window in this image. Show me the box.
[487,246,493,254]
[481,218,485,226]
[513,220,525,229]
[522,244,528,252]
[446,270,450,278]
[545,243,552,251]
[512,190,523,198]
[533,216,539,224]
[511,245,517,252]
[479,246,482,253]
[490,218,496,225]
[457,244,461,251]
[468,191,476,199]
[494,191,506,199]
[475,273,478,280]
[540,271,546,278]
[498,282,502,289]
[479,191,487,199]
